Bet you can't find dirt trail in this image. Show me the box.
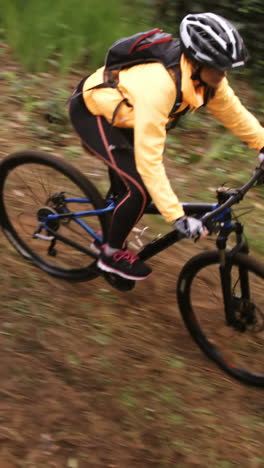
[0,43,263,468]
[0,234,263,467]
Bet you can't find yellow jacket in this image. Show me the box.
[82,56,264,222]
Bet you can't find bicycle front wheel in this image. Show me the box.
[0,151,111,281]
[177,250,264,386]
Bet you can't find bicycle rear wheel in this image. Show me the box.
[177,250,264,386]
[0,150,111,281]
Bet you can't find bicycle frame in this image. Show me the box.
[37,164,264,307]
[39,197,238,261]
[39,195,252,317]
[40,163,264,261]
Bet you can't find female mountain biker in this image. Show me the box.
[69,12,264,281]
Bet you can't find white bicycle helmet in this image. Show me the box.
[180,12,249,71]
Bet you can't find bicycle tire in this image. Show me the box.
[177,250,264,387]
[0,150,111,281]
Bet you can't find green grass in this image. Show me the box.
[0,0,151,73]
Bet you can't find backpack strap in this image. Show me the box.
[169,67,183,116]
[110,97,133,126]
[86,69,133,126]
[71,64,184,126]
[166,106,190,131]
[203,86,216,106]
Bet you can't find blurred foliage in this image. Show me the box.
[0,0,262,86]
[0,0,151,73]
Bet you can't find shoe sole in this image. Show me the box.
[97,259,152,281]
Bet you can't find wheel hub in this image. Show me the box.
[232,296,264,332]
[47,192,71,225]
[37,206,60,231]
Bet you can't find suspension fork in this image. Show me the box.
[234,222,250,301]
[216,230,234,325]
[217,222,250,325]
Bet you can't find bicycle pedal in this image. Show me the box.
[103,272,135,291]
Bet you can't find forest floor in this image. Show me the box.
[0,43,263,468]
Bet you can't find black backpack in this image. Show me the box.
[105,28,182,71]
[88,29,184,124]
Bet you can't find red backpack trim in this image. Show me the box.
[129,29,162,54]
[137,37,172,52]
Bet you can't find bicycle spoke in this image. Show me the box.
[2,162,102,271]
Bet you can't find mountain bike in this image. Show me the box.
[0,150,263,387]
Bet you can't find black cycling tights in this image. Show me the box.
[69,89,151,249]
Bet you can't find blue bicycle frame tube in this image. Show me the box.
[73,218,102,242]
[40,199,232,247]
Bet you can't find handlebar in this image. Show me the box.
[202,164,264,224]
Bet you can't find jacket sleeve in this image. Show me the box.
[124,64,185,222]
[207,78,264,151]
